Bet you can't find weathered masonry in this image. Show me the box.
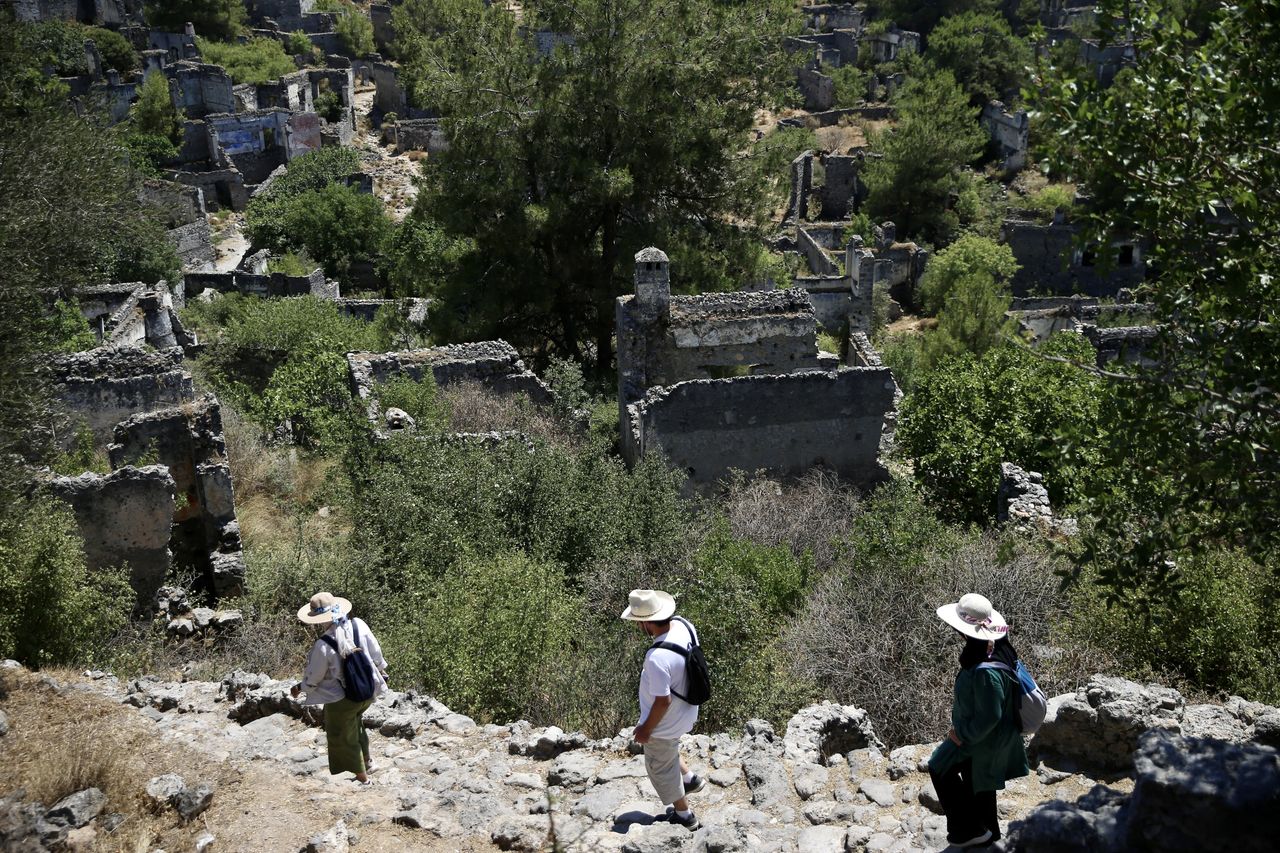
[617,248,896,488]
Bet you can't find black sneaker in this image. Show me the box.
[666,807,700,831]
[683,774,705,795]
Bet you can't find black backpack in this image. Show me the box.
[646,615,711,706]
[320,621,377,703]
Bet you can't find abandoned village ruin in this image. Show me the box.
[2,1,1273,852]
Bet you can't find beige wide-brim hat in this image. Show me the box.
[619,588,677,622]
[936,593,1009,641]
[297,591,352,624]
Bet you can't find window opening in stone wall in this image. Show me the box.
[1081,248,1097,267]
[1117,245,1135,266]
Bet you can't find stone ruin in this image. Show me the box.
[1007,295,1159,368]
[1002,209,1146,298]
[47,346,245,606]
[75,280,196,351]
[998,462,1077,537]
[345,340,555,430]
[616,248,897,488]
[981,100,1029,172]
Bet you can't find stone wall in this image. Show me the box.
[108,395,245,596]
[788,150,814,223]
[184,268,334,299]
[384,118,448,154]
[167,63,236,118]
[981,100,1029,172]
[48,465,177,602]
[623,367,896,488]
[51,346,194,446]
[1001,217,1145,297]
[166,220,217,270]
[370,3,396,53]
[819,153,865,219]
[346,341,555,419]
[1083,324,1159,367]
[139,179,205,228]
[797,65,835,112]
[797,226,840,276]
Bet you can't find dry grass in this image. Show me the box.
[0,667,214,851]
[439,383,579,450]
[720,471,859,573]
[815,123,867,154]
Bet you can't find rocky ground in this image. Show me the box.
[352,89,421,222]
[13,663,1277,853]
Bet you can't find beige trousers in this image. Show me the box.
[643,737,685,805]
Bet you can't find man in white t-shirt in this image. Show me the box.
[620,588,704,830]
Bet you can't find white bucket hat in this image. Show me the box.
[936,593,1009,640]
[297,591,352,624]
[619,588,677,622]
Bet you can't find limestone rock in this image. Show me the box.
[43,788,105,830]
[859,779,896,808]
[507,725,589,760]
[1033,675,1184,771]
[784,702,884,765]
[145,774,187,807]
[303,819,353,850]
[797,824,847,853]
[175,784,214,822]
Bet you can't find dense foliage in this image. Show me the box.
[145,0,245,41]
[926,12,1031,105]
[864,71,986,242]
[196,37,296,85]
[898,333,1111,523]
[1033,0,1280,605]
[392,0,796,369]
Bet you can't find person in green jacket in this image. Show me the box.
[929,593,1030,849]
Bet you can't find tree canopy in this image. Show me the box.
[1033,0,1280,605]
[926,11,1032,105]
[391,0,793,370]
[863,70,986,243]
[145,0,245,41]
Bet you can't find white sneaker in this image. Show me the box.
[952,830,993,848]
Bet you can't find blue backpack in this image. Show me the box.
[320,622,377,703]
[977,659,1048,734]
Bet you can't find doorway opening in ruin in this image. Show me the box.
[1117,245,1135,266]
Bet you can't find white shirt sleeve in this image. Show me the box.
[301,639,334,695]
[641,652,673,698]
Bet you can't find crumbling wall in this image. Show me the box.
[797,227,840,276]
[788,150,813,223]
[184,268,334,299]
[51,346,194,445]
[370,3,396,52]
[334,297,430,327]
[167,63,236,118]
[624,368,896,488]
[384,118,448,154]
[795,275,855,334]
[798,64,835,111]
[1083,325,1159,367]
[981,101,1029,171]
[165,219,217,270]
[801,3,865,32]
[108,395,245,596]
[819,154,864,219]
[139,179,205,228]
[48,465,177,602]
[346,341,554,419]
[1002,217,1145,297]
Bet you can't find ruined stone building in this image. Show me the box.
[617,248,897,488]
[48,347,247,606]
[1002,209,1145,297]
[790,222,927,335]
[346,341,554,429]
[4,0,139,25]
[981,101,1029,172]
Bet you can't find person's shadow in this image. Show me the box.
[610,810,660,833]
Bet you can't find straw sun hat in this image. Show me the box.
[297,591,351,625]
[936,593,1009,641]
[619,588,677,622]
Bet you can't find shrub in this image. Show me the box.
[381,550,582,723]
[146,0,245,41]
[830,63,868,108]
[0,495,132,667]
[266,252,313,277]
[781,480,1093,746]
[373,375,451,431]
[923,270,1015,362]
[1065,549,1280,704]
[286,30,313,56]
[314,89,343,123]
[79,24,138,72]
[253,352,366,450]
[897,332,1111,523]
[916,232,1019,316]
[49,298,96,352]
[1024,183,1076,221]
[195,36,295,85]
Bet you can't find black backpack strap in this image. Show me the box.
[319,634,339,652]
[350,621,361,650]
[645,641,692,703]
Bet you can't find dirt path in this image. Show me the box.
[352,89,421,222]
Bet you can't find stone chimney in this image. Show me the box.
[633,247,670,318]
[185,22,196,38]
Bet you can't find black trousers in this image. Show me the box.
[930,758,999,844]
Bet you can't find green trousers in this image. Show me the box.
[322,696,374,775]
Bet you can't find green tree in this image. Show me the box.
[924,270,1015,363]
[876,0,1003,35]
[863,71,986,242]
[926,12,1032,105]
[1,27,178,508]
[392,0,793,369]
[246,182,391,285]
[195,37,295,85]
[145,0,245,41]
[1033,0,1280,604]
[79,24,139,72]
[916,232,1018,314]
[336,3,376,56]
[131,70,181,142]
[897,333,1110,523]
[0,495,132,667]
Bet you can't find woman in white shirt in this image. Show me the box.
[290,592,389,783]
